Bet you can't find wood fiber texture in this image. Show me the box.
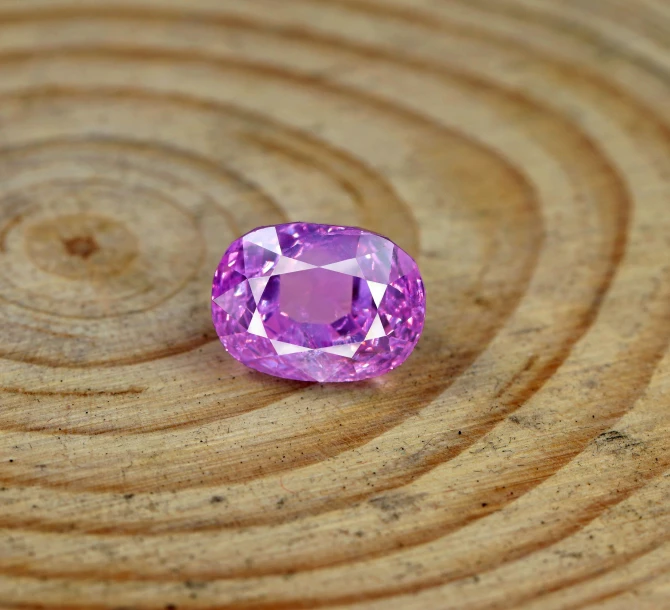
[0,0,669,608]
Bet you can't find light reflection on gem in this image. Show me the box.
[212,223,425,382]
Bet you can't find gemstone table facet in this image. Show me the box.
[211,223,426,382]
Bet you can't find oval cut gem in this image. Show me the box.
[211,223,426,382]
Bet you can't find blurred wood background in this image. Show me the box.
[0,0,669,608]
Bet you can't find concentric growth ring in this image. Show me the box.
[0,1,669,609]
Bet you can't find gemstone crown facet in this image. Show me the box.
[211,223,425,382]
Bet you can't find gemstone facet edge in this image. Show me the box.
[211,223,426,382]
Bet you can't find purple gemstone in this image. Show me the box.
[211,223,426,382]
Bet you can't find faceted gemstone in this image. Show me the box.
[211,223,426,382]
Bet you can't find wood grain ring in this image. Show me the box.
[0,1,665,607]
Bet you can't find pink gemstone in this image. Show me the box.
[211,223,425,382]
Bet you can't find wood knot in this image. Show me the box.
[24,212,138,280]
[62,235,99,259]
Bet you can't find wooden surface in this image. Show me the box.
[0,0,669,608]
